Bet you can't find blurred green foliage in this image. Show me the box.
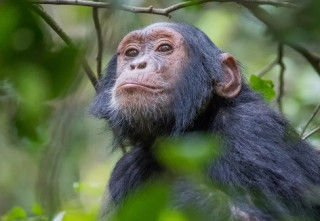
[0,0,319,220]
[112,183,170,221]
[2,207,27,221]
[110,134,231,221]
[156,134,220,175]
[271,1,320,43]
[0,0,79,142]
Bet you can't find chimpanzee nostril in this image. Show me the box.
[138,62,147,69]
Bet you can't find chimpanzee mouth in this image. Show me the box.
[118,82,163,92]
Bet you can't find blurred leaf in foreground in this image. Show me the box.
[156,133,220,175]
[32,203,43,216]
[0,0,80,143]
[158,210,188,221]
[1,206,26,221]
[111,182,169,221]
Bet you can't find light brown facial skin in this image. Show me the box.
[110,27,188,119]
[110,25,241,123]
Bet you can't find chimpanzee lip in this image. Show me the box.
[118,82,163,92]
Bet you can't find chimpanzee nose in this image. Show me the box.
[138,62,147,69]
[130,61,147,70]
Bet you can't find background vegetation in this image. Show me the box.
[0,0,319,220]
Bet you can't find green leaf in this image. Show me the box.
[32,203,43,216]
[158,210,188,221]
[62,211,94,221]
[250,75,276,101]
[156,134,220,175]
[2,206,27,220]
[112,183,169,221]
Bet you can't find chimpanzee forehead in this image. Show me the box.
[117,25,184,51]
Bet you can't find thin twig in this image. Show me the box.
[30,5,98,88]
[92,1,103,78]
[288,43,320,76]
[258,58,278,77]
[300,103,320,137]
[302,127,320,140]
[276,44,285,112]
[31,0,298,18]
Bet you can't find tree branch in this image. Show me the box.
[30,5,98,88]
[288,43,320,76]
[258,45,286,112]
[258,58,278,77]
[302,127,320,140]
[31,0,298,17]
[92,1,103,78]
[243,4,320,77]
[276,44,285,112]
[300,103,320,137]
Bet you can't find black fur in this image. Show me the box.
[91,23,320,220]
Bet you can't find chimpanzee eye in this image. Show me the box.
[125,48,139,57]
[156,44,173,53]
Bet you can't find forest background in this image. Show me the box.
[0,0,320,220]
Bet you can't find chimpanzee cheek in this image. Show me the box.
[116,59,125,77]
[148,56,164,74]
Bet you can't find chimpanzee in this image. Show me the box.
[91,22,320,220]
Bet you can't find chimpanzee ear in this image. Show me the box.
[215,53,242,98]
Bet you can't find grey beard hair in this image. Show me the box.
[107,87,173,134]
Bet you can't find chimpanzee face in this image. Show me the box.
[109,26,188,122]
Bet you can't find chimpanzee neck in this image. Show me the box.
[187,84,279,136]
[208,85,288,143]
[183,94,221,132]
